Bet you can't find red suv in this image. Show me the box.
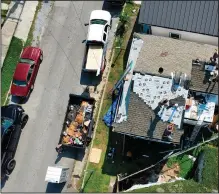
[10,47,43,98]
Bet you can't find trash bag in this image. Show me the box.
[103,98,119,127]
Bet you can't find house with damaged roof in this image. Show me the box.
[138,1,218,46]
[112,33,218,146]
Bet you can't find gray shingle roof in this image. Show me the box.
[139,1,218,36]
[134,34,217,79]
[113,90,184,144]
[190,63,218,94]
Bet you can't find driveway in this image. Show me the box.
[2,1,120,192]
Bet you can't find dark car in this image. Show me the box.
[1,104,29,177]
[10,47,43,98]
[105,0,126,6]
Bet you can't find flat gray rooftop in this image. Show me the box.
[134,34,218,79]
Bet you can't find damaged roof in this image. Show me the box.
[139,1,218,36]
[113,90,184,144]
[134,34,217,79]
[190,64,218,94]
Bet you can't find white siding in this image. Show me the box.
[151,26,218,46]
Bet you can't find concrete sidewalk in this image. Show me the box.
[1,1,38,68]
[1,0,25,67]
[14,1,38,41]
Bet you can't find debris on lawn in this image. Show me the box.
[89,148,102,164]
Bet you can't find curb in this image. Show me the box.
[3,81,12,105]
[1,1,25,68]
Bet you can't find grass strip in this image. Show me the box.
[166,155,194,178]
[1,37,23,104]
[201,145,218,190]
[129,179,211,193]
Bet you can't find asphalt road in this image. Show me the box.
[1,1,115,192]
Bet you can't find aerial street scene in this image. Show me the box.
[1,0,218,193]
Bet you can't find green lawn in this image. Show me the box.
[1,9,8,20]
[130,179,211,193]
[167,155,194,178]
[130,145,218,193]
[2,0,11,4]
[1,1,11,21]
[82,2,140,192]
[1,37,23,104]
[201,145,218,190]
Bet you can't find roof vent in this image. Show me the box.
[158,67,164,74]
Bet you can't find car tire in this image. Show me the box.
[5,169,10,176]
[21,113,29,129]
[40,53,43,63]
[31,84,34,91]
[6,159,16,171]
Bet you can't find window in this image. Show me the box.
[141,24,151,34]
[169,32,181,39]
[104,25,108,33]
[20,58,35,65]
[13,80,27,86]
[90,19,107,25]
[103,33,107,42]
[27,67,34,82]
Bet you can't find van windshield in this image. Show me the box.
[90,19,107,25]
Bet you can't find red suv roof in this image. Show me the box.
[13,63,30,81]
[21,47,40,61]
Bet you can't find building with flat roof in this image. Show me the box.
[138,1,218,46]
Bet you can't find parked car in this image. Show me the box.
[10,47,43,98]
[1,104,28,177]
[105,0,126,6]
[83,10,111,76]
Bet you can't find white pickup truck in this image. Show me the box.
[83,10,112,76]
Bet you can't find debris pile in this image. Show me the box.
[62,101,93,146]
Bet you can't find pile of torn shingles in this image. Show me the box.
[112,34,218,145]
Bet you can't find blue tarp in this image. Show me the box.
[103,98,119,127]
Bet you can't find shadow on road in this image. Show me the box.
[54,148,85,164]
[80,71,102,86]
[1,175,9,189]
[1,0,24,28]
[102,2,123,18]
[46,182,65,193]
[10,91,32,104]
